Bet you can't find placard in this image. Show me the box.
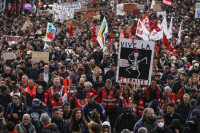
[3,52,16,60]
[195,3,200,18]
[32,51,49,63]
[116,39,155,85]
[124,3,137,12]
[3,35,20,45]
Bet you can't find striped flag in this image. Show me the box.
[44,43,49,51]
[97,17,108,48]
[45,22,56,41]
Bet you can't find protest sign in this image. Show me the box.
[124,3,137,12]
[53,3,74,21]
[3,35,20,45]
[162,0,172,6]
[32,51,49,63]
[22,3,33,10]
[116,39,155,85]
[157,11,166,18]
[62,2,81,12]
[110,1,114,7]
[3,52,16,60]
[195,3,200,18]
[64,19,87,29]
[116,4,125,15]
[153,1,162,12]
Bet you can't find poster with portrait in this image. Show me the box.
[116,38,155,85]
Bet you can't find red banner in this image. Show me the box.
[163,0,172,6]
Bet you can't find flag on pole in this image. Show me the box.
[45,22,56,41]
[68,22,73,36]
[43,43,49,51]
[109,30,114,43]
[141,14,151,32]
[120,27,126,38]
[167,18,173,39]
[91,24,97,44]
[177,20,183,45]
[136,19,150,41]
[150,20,161,32]
[97,17,108,48]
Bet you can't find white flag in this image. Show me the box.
[177,21,183,45]
[167,17,173,39]
[136,19,150,41]
[149,23,162,41]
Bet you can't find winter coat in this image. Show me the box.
[15,122,36,133]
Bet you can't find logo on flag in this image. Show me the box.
[162,0,172,6]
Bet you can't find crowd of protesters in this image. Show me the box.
[0,0,200,133]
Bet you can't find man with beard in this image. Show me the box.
[51,107,65,133]
[172,73,186,95]
[115,106,139,133]
[163,102,181,126]
[15,114,36,133]
[133,108,156,133]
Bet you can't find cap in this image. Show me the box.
[105,79,112,83]
[77,66,85,72]
[154,73,161,77]
[194,63,199,67]
[32,61,37,65]
[102,121,111,130]
[87,93,94,98]
[13,94,21,99]
[65,58,71,62]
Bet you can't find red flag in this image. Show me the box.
[150,20,161,32]
[38,0,43,8]
[68,22,73,36]
[141,14,151,32]
[120,27,126,38]
[128,27,133,38]
[91,24,97,44]
[155,45,159,51]
[163,0,172,6]
[109,30,113,43]
[163,32,173,51]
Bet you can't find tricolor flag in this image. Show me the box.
[136,19,150,41]
[43,43,49,51]
[97,17,108,48]
[45,23,56,41]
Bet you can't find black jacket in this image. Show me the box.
[163,112,181,126]
[150,126,173,133]
[176,102,191,125]
[51,117,65,133]
[115,112,139,133]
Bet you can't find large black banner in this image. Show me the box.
[117,39,155,85]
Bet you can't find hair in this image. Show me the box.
[167,102,175,108]
[183,93,190,98]
[90,123,101,133]
[121,85,133,97]
[143,107,154,117]
[40,113,51,126]
[84,81,92,87]
[91,110,102,126]
[138,127,147,133]
[69,109,88,131]
[52,107,59,113]
[6,121,15,132]
[156,115,165,121]
[63,102,71,108]
[164,86,172,92]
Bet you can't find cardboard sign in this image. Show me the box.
[116,4,125,15]
[64,19,87,29]
[3,35,20,45]
[124,4,137,12]
[3,52,16,60]
[84,11,96,20]
[153,1,162,12]
[116,39,155,85]
[32,51,49,63]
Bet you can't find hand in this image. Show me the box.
[1,118,6,125]
[41,102,46,107]
[13,113,19,119]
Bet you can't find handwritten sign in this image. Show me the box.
[32,51,49,63]
[3,52,16,60]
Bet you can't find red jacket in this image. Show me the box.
[101,87,116,108]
